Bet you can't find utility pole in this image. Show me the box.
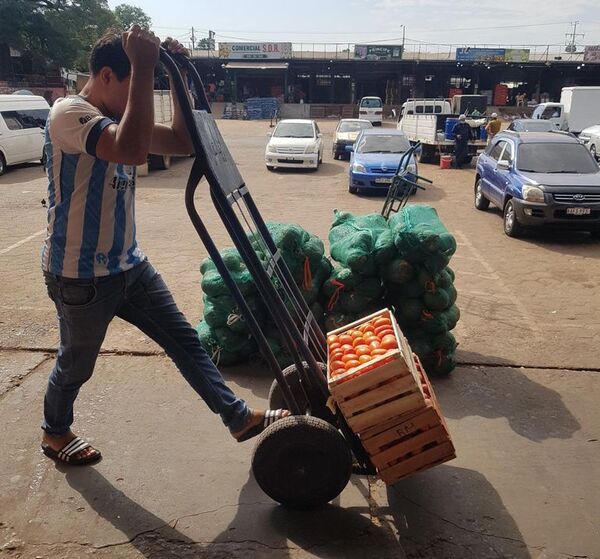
[565,21,584,54]
[190,27,196,50]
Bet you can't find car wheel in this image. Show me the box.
[349,186,359,194]
[474,179,490,210]
[40,149,47,167]
[332,147,338,160]
[503,199,524,238]
[0,153,6,176]
[591,145,598,161]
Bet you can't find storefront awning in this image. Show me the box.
[222,62,289,70]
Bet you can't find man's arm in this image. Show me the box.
[96,26,160,165]
[150,39,194,156]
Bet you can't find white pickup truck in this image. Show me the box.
[148,89,174,170]
[532,87,600,135]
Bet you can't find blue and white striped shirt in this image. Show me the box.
[41,96,144,278]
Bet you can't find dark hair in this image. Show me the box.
[89,31,131,81]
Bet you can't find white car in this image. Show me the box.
[0,94,50,175]
[332,119,373,160]
[358,96,383,126]
[265,119,323,171]
[579,124,600,161]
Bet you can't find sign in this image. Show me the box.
[355,45,403,60]
[584,45,600,62]
[504,49,530,62]
[218,42,292,60]
[456,48,505,62]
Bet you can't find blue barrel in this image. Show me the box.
[445,118,458,140]
[480,125,487,141]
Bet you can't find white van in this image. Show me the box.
[358,96,384,126]
[0,94,50,175]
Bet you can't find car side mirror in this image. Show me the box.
[497,160,511,170]
[345,145,354,153]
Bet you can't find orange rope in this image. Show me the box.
[436,350,443,367]
[422,310,434,320]
[327,279,346,312]
[303,256,312,290]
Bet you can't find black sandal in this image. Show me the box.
[234,409,289,443]
[41,436,102,466]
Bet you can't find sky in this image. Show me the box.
[107,0,600,52]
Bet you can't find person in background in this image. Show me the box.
[485,112,502,143]
[452,114,471,168]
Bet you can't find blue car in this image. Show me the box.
[475,131,600,238]
[348,129,417,195]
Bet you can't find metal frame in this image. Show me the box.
[159,48,374,471]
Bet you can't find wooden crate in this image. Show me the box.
[361,356,456,485]
[327,309,425,434]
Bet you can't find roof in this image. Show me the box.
[277,119,314,124]
[499,131,579,144]
[339,118,369,123]
[360,128,407,136]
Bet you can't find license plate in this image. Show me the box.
[279,158,299,163]
[375,177,393,184]
[566,207,591,216]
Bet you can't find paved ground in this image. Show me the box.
[0,119,599,559]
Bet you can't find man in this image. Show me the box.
[41,26,289,466]
[485,112,502,143]
[452,114,471,169]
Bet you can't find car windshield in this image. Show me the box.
[519,121,555,132]
[360,98,382,108]
[356,134,410,154]
[518,143,599,174]
[273,122,314,138]
[339,121,371,133]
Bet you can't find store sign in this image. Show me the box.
[456,48,506,62]
[504,49,530,62]
[218,42,292,60]
[355,45,403,60]
[584,45,600,62]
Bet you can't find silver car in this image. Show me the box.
[332,119,372,160]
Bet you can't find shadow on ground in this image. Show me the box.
[387,465,532,559]
[441,350,581,442]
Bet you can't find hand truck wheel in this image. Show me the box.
[252,415,352,509]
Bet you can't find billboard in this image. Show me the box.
[504,49,530,62]
[584,45,600,62]
[218,42,292,60]
[355,45,403,60]
[456,48,505,62]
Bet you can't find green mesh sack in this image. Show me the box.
[418,304,460,334]
[391,298,424,323]
[324,311,357,333]
[300,257,332,305]
[389,205,457,270]
[196,321,248,366]
[321,266,383,314]
[424,287,451,311]
[419,349,457,376]
[374,229,397,265]
[380,257,414,285]
[200,248,256,298]
[329,211,393,274]
[431,331,457,352]
[436,268,453,289]
[407,336,433,357]
[386,277,425,300]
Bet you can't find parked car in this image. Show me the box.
[579,124,600,161]
[358,96,383,126]
[474,131,600,238]
[531,86,600,134]
[0,94,50,175]
[348,129,417,195]
[332,119,372,160]
[265,119,323,171]
[507,119,558,133]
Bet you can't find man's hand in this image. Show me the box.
[122,25,160,71]
[162,37,190,58]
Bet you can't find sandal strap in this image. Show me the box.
[264,409,284,427]
[58,437,91,462]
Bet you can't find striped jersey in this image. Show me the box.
[41,96,145,278]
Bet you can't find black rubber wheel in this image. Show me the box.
[40,148,47,167]
[349,186,359,194]
[503,199,524,238]
[268,362,332,421]
[332,147,338,160]
[474,179,490,210]
[0,153,6,176]
[148,154,171,170]
[252,415,352,509]
[591,145,598,162]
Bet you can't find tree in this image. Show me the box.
[114,4,151,30]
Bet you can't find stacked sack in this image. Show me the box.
[322,211,391,331]
[385,205,459,375]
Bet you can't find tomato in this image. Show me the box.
[355,345,371,357]
[332,368,346,377]
[338,334,353,345]
[381,335,398,350]
[340,344,354,353]
[369,340,381,351]
[373,317,392,328]
[344,359,360,370]
[329,342,341,352]
[341,353,359,363]
[375,326,394,337]
[358,323,369,333]
[352,336,366,348]
[362,325,375,335]
[330,349,344,361]
[359,354,373,364]
[327,334,339,345]
[351,331,363,340]
[330,360,345,371]
[345,329,357,337]
[363,333,379,343]
[371,348,388,356]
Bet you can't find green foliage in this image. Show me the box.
[114,4,152,30]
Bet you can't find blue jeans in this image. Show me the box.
[43,260,250,436]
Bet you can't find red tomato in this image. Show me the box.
[330,360,345,371]
[373,317,392,328]
[327,334,339,345]
[341,353,359,363]
[332,368,346,377]
[338,334,353,345]
[330,349,344,361]
[371,348,388,356]
[369,340,381,351]
[359,354,373,364]
[345,329,357,338]
[352,336,366,348]
[340,344,354,353]
[355,345,371,357]
[344,359,360,370]
[363,333,379,343]
[351,331,363,340]
[381,335,398,350]
[375,326,394,337]
[329,342,341,352]
[362,325,375,335]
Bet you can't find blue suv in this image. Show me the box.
[475,131,600,238]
